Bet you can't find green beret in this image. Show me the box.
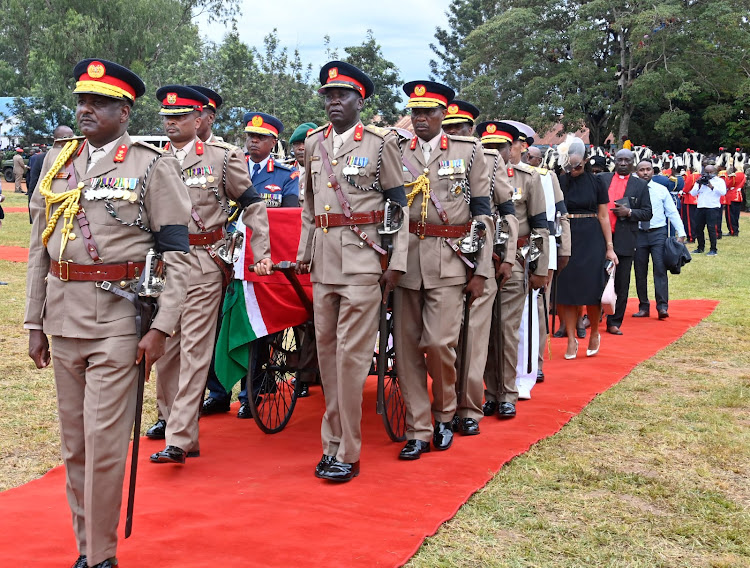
[289,122,318,144]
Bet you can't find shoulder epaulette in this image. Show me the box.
[446,134,477,143]
[533,166,549,175]
[364,124,389,138]
[132,140,165,154]
[207,139,239,151]
[273,160,295,171]
[513,162,536,175]
[308,124,328,136]
[482,148,499,157]
[53,135,85,146]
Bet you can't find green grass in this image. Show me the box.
[1,207,749,566]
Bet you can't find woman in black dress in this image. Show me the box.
[557,143,618,359]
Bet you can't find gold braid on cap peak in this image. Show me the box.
[405,174,431,238]
[39,139,81,260]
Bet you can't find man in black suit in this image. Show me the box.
[598,149,652,335]
[27,125,74,223]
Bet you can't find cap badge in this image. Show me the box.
[329,68,338,79]
[414,85,426,97]
[166,93,177,105]
[87,62,105,79]
[251,115,263,127]
[448,104,459,115]
[487,124,497,133]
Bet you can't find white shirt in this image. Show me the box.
[644,180,686,237]
[249,155,270,176]
[171,138,196,166]
[87,135,124,171]
[416,131,443,163]
[690,176,726,208]
[331,122,358,155]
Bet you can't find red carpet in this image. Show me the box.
[0,298,716,567]
[0,245,28,262]
[3,206,29,213]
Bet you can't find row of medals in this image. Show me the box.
[186,174,215,187]
[84,178,139,202]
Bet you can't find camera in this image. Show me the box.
[697,173,712,186]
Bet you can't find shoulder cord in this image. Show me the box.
[489,152,500,203]
[464,141,478,204]
[39,140,80,259]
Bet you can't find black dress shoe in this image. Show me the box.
[150,445,186,464]
[691,248,704,254]
[201,397,230,415]
[552,329,566,338]
[145,419,166,440]
[658,310,669,320]
[433,421,454,450]
[632,310,650,318]
[576,326,586,339]
[318,460,360,482]
[607,325,623,335]
[399,439,430,460]
[297,382,310,398]
[71,555,87,568]
[482,400,498,416]
[89,560,116,568]
[497,402,516,419]
[237,402,252,419]
[458,417,480,436]
[536,370,545,383]
[314,454,336,478]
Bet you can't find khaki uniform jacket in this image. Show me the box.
[13,153,25,175]
[485,149,520,262]
[179,139,270,275]
[297,123,408,284]
[400,133,493,290]
[25,134,191,338]
[506,161,550,276]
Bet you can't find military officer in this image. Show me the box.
[289,121,318,205]
[441,100,517,435]
[519,141,570,392]
[25,59,192,568]
[395,81,493,460]
[149,85,272,464]
[187,84,223,143]
[296,61,408,481]
[478,121,549,419]
[244,111,300,208]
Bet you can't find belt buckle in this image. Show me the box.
[320,212,329,233]
[416,221,426,239]
[59,260,70,282]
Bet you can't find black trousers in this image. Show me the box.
[695,207,721,252]
[681,202,697,241]
[607,254,633,329]
[635,227,669,313]
[725,202,741,235]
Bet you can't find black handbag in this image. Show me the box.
[664,236,691,274]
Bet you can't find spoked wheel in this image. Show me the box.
[248,327,301,434]
[376,306,406,442]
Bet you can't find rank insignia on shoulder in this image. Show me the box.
[354,123,364,141]
[507,167,514,178]
[113,144,128,163]
[290,170,300,180]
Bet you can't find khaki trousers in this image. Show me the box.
[156,271,222,453]
[314,282,381,464]
[14,170,24,192]
[51,334,139,566]
[394,284,463,442]
[456,276,497,421]
[484,264,526,404]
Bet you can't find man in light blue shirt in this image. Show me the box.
[632,160,687,319]
[689,164,726,256]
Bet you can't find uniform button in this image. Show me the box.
[331,159,338,166]
[423,168,429,174]
[68,233,76,240]
[323,228,328,233]
[120,281,127,287]
[324,204,331,211]
[327,182,332,188]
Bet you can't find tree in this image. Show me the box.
[343,30,402,126]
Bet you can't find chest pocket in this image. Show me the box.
[341,160,377,194]
[438,171,468,202]
[309,161,324,195]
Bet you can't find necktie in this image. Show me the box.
[252,163,261,180]
[87,147,105,172]
[333,134,343,155]
[174,148,186,166]
[422,142,431,164]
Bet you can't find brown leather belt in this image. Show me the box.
[50,259,145,282]
[409,221,471,238]
[567,213,597,219]
[315,210,384,229]
[517,235,529,248]
[188,227,224,245]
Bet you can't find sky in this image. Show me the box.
[197,0,454,84]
